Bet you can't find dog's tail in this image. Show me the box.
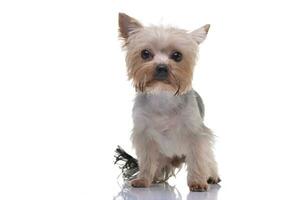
[114,146,139,181]
[114,146,182,182]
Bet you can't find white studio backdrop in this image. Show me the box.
[0,0,300,200]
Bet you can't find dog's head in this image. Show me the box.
[118,13,210,95]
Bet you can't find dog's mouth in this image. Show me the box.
[134,68,181,95]
[149,79,171,86]
[154,72,169,81]
[142,76,181,95]
[153,77,170,83]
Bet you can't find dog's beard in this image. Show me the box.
[133,67,181,95]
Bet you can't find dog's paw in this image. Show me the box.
[207,176,221,184]
[131,178,150,188]
[188,182,209,192]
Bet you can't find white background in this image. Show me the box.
[1,0,300,200]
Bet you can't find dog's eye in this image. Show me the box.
[170,51,182,62]
[141,49,153,60]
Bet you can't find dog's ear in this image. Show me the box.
[190,24,210,44]
[119,13,143,40]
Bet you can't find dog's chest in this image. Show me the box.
[149,113,185,156]
[133,91,200,157]
[151,113,180,134]
[143,92,188,131]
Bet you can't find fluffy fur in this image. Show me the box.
[118,13,220,192]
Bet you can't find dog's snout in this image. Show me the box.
[156,64,168,73]
[155,64,169,80]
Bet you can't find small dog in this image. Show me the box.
[118,13,220,192]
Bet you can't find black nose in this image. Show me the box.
[155,64,169,80]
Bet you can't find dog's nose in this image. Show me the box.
[155,64,169,80]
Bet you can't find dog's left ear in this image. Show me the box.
[119,13,143,40]
[190,24,210,44]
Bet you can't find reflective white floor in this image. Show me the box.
[112,164,300,200]
[114,182,220,200]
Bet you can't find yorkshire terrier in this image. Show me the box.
[118,13,220,192]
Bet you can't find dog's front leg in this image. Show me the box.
[131,131,159,187]
[186,134,212,192]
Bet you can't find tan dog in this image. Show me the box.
[118,13,220,192]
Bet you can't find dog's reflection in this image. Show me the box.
[113,182,220,200]
[113,182,181,200]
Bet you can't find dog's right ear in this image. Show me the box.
[118,13,143,40]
